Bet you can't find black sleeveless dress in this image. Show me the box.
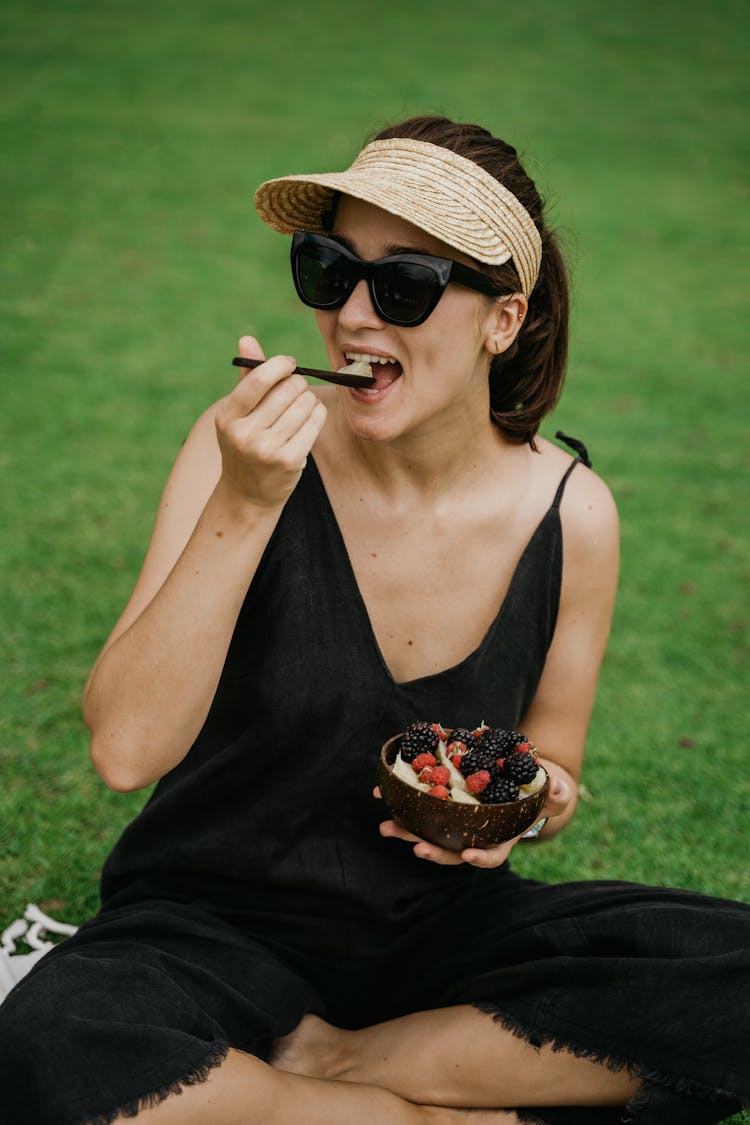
[0,455,747,1125]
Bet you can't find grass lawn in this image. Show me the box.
[1,0,748,1116]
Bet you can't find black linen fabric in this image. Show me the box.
[0,454,747,1125]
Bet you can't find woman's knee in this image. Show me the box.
[0,948,228,1125]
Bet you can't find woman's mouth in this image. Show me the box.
[342,351,403,397]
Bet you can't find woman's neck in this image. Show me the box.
[322,393,528,509]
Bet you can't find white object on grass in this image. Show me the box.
[0,904,78,1005]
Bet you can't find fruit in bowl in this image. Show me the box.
[377,721,549,851]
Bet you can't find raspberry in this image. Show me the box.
[465,770,491,794]
[430,722,448,741]
[429,784,450,799]
[449,753,464,768]
[446,739,468,756]
[400,721,440,763]
[412,752,437,772]
[429,766,450,786]
[516,741,533,754]
[505,753,539,784]
[418,767,435,784]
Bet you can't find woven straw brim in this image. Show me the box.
[254,140,542,296]
[255,170,518,270]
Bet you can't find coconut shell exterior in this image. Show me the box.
[377,733,549,851]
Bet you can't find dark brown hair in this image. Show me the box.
[371,116,569,445]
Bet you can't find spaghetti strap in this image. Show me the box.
[551,456,582,509]
[551,430,591,508]
[555,430,592,467]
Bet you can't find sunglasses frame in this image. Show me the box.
[291,230,504,328]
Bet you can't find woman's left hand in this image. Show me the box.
[373,772,574,868]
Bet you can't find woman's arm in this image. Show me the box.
[82,340,327,793]
[516,463,620,840]
[379,462,620,865]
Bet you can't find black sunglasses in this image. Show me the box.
[291,231,504,328]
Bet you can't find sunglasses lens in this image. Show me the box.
[375,262,440,325]
[292,235,446,326]
[296,242,353,309]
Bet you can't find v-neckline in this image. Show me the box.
[306,456,560,690]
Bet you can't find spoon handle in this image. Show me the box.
[231,356,374,388]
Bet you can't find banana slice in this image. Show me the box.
[519,766,547,796]
[337,360,373,378]
[392,751,430,792]
[450,787,480,805]
[437,742,469,791]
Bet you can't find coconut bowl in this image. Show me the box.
[377,732,549,851]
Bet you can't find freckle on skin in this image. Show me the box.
[216,531,224,538]
[371,552,377,558]
[408,640,413,646]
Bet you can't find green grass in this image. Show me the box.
[1,2,749,1115]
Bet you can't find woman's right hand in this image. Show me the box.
[215,336,328,512]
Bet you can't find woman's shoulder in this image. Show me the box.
[535,435,619,558]
[535,434,617,510]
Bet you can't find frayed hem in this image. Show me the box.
[622,1072,746,1125]
[75,1039,230,1125]
[472,1001,746,1123]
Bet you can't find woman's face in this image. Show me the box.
[313,196,507,445]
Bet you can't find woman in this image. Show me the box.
[0,116,747,1125]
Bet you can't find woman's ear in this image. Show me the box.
[485,293,528,356]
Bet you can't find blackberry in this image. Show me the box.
[504,752,539,785]
[459,742,499,775]
[480,776,520,805]
[399,721,439,763]
[476,727,527,758]
[505,731,530,752]
[447,727,474,748]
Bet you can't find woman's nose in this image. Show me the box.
[337,278,385,329]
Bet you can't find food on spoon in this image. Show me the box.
[337,359,373,378]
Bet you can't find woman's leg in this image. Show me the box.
[272,1008,639,1109]
[109,1047,523,1125]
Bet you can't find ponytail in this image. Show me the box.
[489,228,569,446]
[372,115,570,445]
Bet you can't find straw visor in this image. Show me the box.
[254,138,542,297]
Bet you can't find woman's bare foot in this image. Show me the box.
[271,1017,521,1123]
[271,1013,346,1081]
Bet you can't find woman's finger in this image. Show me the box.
[380,820,465,866]
[273,399,328,463]
[412,842,464,866]
[236,335,266,381]
[223,355,300,421]
[263,386,322,447]
[540,773,574,820]
[379,819,423,844]
[461,839,516,868]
